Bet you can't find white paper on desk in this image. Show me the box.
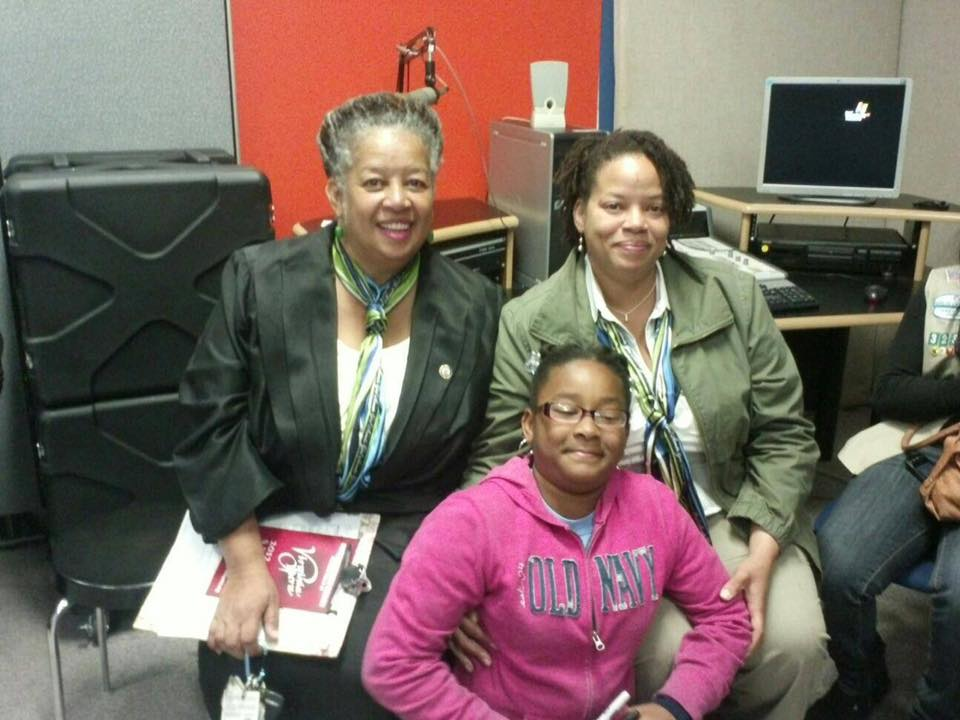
[837,418,947,475]
[134,511,380,658]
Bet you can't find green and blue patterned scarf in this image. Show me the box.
[596,310,711,539]
[331,226,420,502]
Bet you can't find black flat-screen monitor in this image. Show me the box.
[757,77,912,205]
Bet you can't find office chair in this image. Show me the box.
[814,500,934,592]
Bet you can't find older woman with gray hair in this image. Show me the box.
[174,92,503,719]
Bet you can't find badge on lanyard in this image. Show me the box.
[221,651,285,720]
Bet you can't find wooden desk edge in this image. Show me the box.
[694,188,960,222]
[694,186,957,278]
[432,215,518,242]
[290,215,518,290]
[775,311,903,331]
[292,216,518,242]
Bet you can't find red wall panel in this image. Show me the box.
[230,2,601,237]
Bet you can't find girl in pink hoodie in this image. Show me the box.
[363,345,751,720]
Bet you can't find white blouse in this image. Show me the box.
[337,338,411,439]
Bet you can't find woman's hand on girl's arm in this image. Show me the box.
[207,515,279,659]
[448,610,495,672]
[719,524,780,654]
[627,702,677,719]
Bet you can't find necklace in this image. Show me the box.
[607,281,656,322]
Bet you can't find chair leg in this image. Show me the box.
[49,598,70,720]
[95,607,111,691]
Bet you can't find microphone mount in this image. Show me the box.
[396,26,448,104]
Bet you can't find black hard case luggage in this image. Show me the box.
[2,148,236,178]
[1,150,274,408]
[37,394,188,531]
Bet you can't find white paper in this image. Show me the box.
[134,511,380,658]
[837,418,947,475]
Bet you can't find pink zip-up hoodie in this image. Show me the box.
[363,456,751,720]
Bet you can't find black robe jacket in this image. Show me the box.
[174,226,503,554]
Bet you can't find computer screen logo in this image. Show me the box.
[844,101,871,122]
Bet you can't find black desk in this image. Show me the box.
[774,272,919,459]
[773,272,916,330]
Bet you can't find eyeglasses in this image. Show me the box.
[540,402,628,428]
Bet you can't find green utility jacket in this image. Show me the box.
[465,249,820,564]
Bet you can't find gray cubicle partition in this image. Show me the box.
[0,0,237,521]
[0,2,236,158]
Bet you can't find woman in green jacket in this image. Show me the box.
[460,130,833,720]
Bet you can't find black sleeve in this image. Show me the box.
[654,694,693,720]
[872,290,960,422]
[173,251,284,542]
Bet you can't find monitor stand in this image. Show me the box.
[778,194,878,207]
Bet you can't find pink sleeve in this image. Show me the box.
[656,496,753,718]
[361,493,509,720]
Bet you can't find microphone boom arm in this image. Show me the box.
[396,26,447,101]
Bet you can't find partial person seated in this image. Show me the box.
[811,261,960,720]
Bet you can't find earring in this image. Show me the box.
[577,235,584,253]
[518,437,534,462]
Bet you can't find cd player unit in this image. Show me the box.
[749,223,916,276]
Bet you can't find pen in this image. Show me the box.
[595,689,630,720]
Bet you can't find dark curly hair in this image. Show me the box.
[528,344,632,413]
[553,129,695,248]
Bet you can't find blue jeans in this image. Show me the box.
[817,448,960,720]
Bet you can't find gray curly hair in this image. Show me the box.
[317,92,443,187]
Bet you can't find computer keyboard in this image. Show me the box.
[674,236,787,282]
[759,279,820,314]
[674,235,818,314]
